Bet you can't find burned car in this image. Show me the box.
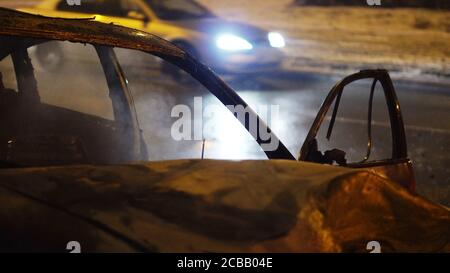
[0,8,448,252]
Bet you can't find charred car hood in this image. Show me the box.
[167,17,268,41]
[0,159,449,252]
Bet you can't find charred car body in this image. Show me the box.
[0,8,448,252]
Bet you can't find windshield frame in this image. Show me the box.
[0,8,295,161]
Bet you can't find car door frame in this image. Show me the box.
[299,69,416,192]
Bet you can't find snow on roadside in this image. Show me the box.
[199,0,450,85]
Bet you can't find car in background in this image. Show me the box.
[19,0,286,75]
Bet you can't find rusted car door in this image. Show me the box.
[299,69,416,192]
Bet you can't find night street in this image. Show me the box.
[0,0,449,255]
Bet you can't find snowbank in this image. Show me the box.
[200,0,450,85]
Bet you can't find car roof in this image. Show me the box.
[0,7,184,59]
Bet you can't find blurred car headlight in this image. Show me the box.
[268,32,285,48]
[216,34,253,51]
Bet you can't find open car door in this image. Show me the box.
[299,69,416,193]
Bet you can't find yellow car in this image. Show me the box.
[20,0,286,74]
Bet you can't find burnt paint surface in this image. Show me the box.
[0,160,448,252]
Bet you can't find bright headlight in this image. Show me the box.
[268,32,285,48]
[216,34,253,51]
